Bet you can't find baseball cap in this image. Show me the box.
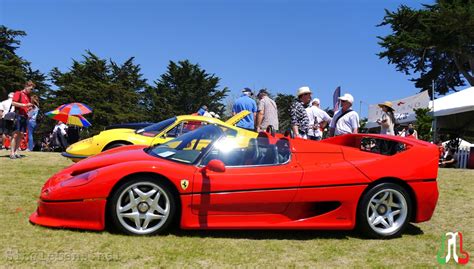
[311,98,320,105]
[258,88,269,95]
[338,93,354,104]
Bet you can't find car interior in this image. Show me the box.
[202,137,291,167]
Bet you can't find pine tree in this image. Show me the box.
[148,60,229,121]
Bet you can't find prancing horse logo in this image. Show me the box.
[180,179,189,190]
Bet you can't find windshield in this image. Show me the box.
[148,125,236,164]
[136,117,176,137]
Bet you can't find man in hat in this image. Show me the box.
[329,93,359,136]
[376,101,396,135]
[256,88,279,132]
[289,86,312,138]
[306,98,332,140]
[232,87,257,131]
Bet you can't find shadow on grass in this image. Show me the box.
[169,223,423,240]
[32,221,424,240]
[170,228,358,240]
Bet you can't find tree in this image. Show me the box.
[49,51,148,135]
[414,107,433,141]
[147,60,229,121]
[275,93,294,132]
[378,0,474,95]
[0,25,48,100]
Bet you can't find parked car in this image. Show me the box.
[31,125,439,238]
[61,111,253,162]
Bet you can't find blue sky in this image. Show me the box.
[1,0,434,117]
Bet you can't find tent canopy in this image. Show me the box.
[430,87,474,117]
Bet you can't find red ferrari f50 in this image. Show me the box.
[30,125,439,238]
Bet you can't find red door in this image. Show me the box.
[191,161,303,216]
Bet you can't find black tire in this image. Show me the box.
[357,182,412,239]
[103,142,127,151]
[109,177,177,235]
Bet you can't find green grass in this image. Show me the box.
[1,150,473,268]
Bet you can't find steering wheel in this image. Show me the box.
[266,125,276,137]
[284,129,295,139]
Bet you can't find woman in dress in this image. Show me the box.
[376,101,396,135]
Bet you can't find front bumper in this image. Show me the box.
[29,199,107,231]
[61,152,89,162]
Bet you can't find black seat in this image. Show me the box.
[256,139,277,165]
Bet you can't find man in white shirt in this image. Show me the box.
[53,121,68,149]
[0,92,15,148]
[306,98,332,140]
[329,93,359,136]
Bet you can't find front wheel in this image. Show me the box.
[103,142,127,151]
[110,178,176,235]
[357,183,411,239]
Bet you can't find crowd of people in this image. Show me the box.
[0,81,76,159]
[0,81,38,159]
[227,86,419,141]
[4,83,454,166]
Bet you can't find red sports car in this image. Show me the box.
[30,125,439,238]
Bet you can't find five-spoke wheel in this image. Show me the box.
[358,183,411,239]
[110,178,176,235]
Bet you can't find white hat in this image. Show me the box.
[311,98,320,105]
[296,86,312,97]
[338,93,354,104]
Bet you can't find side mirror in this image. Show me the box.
[205,159,226,173]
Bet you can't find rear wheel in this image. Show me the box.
[110,178,176,235]
[358,183,411,239]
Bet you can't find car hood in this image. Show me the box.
[67,145,154,174]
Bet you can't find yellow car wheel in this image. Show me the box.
[103,142,131,151]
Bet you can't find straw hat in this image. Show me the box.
[378,101,395,111]
[296,86,312,97]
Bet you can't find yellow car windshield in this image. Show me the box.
[148,125,236,164]
[136,117,176,137]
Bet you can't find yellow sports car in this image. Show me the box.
[62,111,255,162]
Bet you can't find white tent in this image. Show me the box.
[430,86,474,116]
[430,87,474,143]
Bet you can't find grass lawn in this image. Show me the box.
[1,150,473,268]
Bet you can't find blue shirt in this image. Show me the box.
[197,108,206,116]
[232,94,257,130]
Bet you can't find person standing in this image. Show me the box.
[232,88,257,131]
[10,81,34,159]
[376,101,396,135]
[406,123,418,139]
[329,93,359,136]
[27,95,40,151]
[256,89,279,132]
[53,121,68,150]
[306,98,332,140]
[0,92,15,149]
[289,86,312,138]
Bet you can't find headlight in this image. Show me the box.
[60,171,98,187]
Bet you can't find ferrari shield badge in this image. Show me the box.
[180,179,189,190]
